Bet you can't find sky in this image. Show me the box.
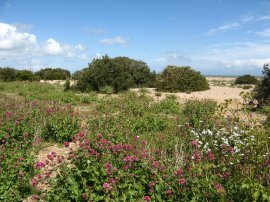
[1,0,270,75]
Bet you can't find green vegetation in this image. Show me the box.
[34,67,71,80]
[156,65,209,92]
[76,55,156,93]
[235,74,258,84]
[0,71,269,201]
[0,81,98,104]
[254,64,270,108]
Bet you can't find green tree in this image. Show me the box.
[0,67,17,81]
[76,55,156,93]
[254,64,270,107]
[156,65,209,92]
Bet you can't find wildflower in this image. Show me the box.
[35,161,45,169]
[176,168,183,176]
[47,153,54,161]
[144,195,151,201]
[191,140,199,148]
[103,182,111,190]
[215,183,226,195]
[133,135,139,141]
[31,178,38,187]
[159,165,166,171]
[18,157,24,161]
[166,189,173,196]
[63,142,69,147]
[179,178,186,185]
[152,161,159,168]
[148,181,155,188]
[207,149,215,161]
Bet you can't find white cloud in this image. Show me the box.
[0,22,37,50]
[0,22,88,71]
[191,42,270,74]
[99,36,128,46]
[206,22,240,36]
[42,38,63,55]
[256,28,270,37]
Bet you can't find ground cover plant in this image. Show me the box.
[0,81,98,104]
[0,80,270,201]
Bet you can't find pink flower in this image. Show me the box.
[144,196,151,201]
[207,150,215,161]
[166,189,173,195]
[133,135,139,141]
[35,161,45,169]
[191,140,199,148]
[31,178,38,187]
[103,182,111,190]
[152,161,159,168]
[63,142,69,147]
[47,153,54,161]
[148,181,155,188]
[176,168,183,176]
[144,196,151,202]
[178,178,186,185]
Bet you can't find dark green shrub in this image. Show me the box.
[0,67,17,81]
[182,99,217,130]
[254,64,270,107]
[76,55,156,93]
[156,66,209,92]
[16,70,35,81]
[235,74,258,84]
[35,68,71,80]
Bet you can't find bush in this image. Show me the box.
[234,74,258,84]
[76,55,156,93]
[0,67,17,81]
[35,68,71,80]
[156,66,209,92]
[16,70,38,81]
[254,64,270,107]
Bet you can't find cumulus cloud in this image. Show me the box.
[0,22,88,71]
[42,38,64,55]
[0,22,37,50]
[99,36,128,46]
[206,22,240,36]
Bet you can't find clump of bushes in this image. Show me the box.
[35,68,71,80]
[76,55,156,93]
[254,64,270,107]
[156,66,209,92]
[234,74,258,85]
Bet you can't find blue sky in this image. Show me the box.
[1,0,270,75]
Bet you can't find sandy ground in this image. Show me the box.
[41,77,252,103]
[131,77,252,103]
